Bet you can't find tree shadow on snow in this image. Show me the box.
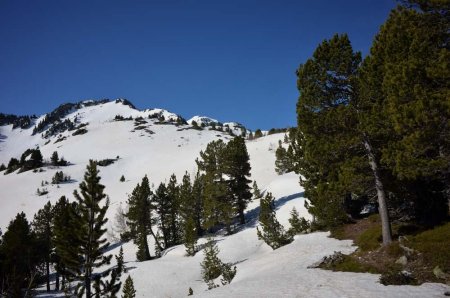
[239,191,305,231]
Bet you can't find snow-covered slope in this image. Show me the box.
[0,100,448,297]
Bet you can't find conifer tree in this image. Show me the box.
[252,181,262,200]
[179,172,198,256]
[359,2,449,227]
[197,140,232,232]
[71,160,119,297]
[200,238,236,289]
[116,246,124,275]
[32,201,54,292]
[154,182,171,248]
[256,192,292,249]
[275,140,293,175]
[126,176,154,261]
[200,239,223,289]
[287,207,309,236]
[121,275,136,298]
[0,212,39,297]
[191,171,205,236]
[52,196,79,290]
[166,174,181,246]
[223,136,252,225]
[51,151,59,166]
[254,129,263,138]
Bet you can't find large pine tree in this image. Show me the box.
[223,136,252,225]
[359,2,449,226]
[126,176,156,261]
[196,140,233,232]
[71,160,119,297]
[296,34,365,228]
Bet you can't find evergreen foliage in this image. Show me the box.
[275,140,295,175]
[154,182,171,249]
[200,238,237,290]
[166,174,182,246]
[52,196,79,291]
[196,140,233,232]
[296,33,363,229]
[51,151,59,166]
[51,171,71,184]
[32,201,54,292]
[257,192,292,249]
[287,207,310,236]
[254,129,263,138]
[66,160,120,297]
[121,275,136,298]
[0,212,39,297]
[120,175,125,182]
[179,172,198,256]
[222,136,252,225]
[126,176,154,261]
[252,181,262,200]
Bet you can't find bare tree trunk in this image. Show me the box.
[363,137,392,245]
[46,259,50,292]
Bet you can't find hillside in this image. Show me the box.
[0,100,448,297]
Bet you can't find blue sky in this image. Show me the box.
[0,0,396,130]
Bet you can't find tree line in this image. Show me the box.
[121,136,253,260]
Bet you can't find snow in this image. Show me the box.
[0,101,448,297]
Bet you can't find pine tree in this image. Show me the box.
[359,3,449,227]
[116,246,124,275]
[287,207,309,236]
[0,212,39,297]
[121,275,136,298]
[52,196,79,291]
[200,238,236,289]
[223,136,252,225]
[191,171,205,236]
[166,174,181,246]
[252,181,262,200]
[256,192,292,249]
[126,176,154,261]
[200,239,223,289]
[71,160,119,297]
[196,140,232,232]
[32,201,54,292]
[179,172,198,256]
[51,151,59,166]
[275,140,293,175]
[294,34,394,242]
[154,182,171,249]
[29,148,43,169]
[254,129,263,138]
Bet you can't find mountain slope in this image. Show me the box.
[0,100,448,297]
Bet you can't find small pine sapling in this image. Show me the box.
[121,275,136,298]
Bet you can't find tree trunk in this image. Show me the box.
[238,208,245,225]
[55,269,60,291]
[363,137,392,245]
[46,259,50,292]
[149,226,164,254]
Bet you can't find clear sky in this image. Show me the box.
[0,0,396,130]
